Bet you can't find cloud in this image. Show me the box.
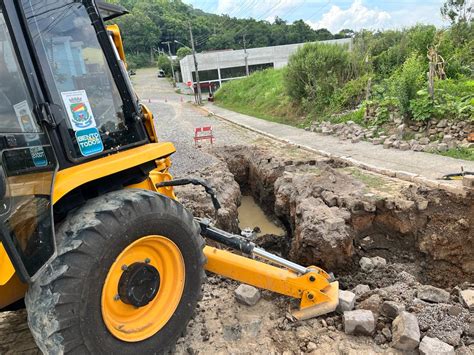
[216,0,306,20]
[307,0,391,32]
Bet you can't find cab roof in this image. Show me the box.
[96,1,129,21]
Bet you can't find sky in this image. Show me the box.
[182,0,450,33]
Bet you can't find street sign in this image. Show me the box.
[186,81,193,87]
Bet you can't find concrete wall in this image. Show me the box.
[179,38,352,85]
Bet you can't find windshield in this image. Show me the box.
[0,12,41,134]
[0,8,56,279]
[22,0,145,159]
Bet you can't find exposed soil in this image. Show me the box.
[1,141,473,354]
[173,142,473,354]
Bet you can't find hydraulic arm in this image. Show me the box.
[197,219,339,320]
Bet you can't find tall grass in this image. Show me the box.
[214,69,305,126]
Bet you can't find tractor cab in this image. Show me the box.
[0,0,153,283]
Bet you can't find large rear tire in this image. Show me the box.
[25,189,205,354]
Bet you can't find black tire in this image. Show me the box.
[25,189,206,354]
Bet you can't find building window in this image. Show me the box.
[249,63,274,73]
[220,66,246,79]
[192,69,219,82]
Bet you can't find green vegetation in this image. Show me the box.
[438,147,474,161]
[216,0,473,131]
[108,0,351,68]
[214,69,305,125]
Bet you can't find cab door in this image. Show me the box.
[0,3,57,283]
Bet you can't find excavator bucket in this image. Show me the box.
[292,281,339,320]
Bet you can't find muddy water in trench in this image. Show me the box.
[238,195,285,236]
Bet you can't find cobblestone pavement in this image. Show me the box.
[206,103,474,182]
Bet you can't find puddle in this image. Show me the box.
[238,195,285,236]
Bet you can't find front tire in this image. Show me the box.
[26,189,205,354]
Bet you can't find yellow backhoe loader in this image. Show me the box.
[0,1,339,353]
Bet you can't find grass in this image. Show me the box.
[437,147,474,161]
[214,69,306,127]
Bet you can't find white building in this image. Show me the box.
[179,38,352,90]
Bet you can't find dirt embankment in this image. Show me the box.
[212,144,473,286]
[172,143,473,354]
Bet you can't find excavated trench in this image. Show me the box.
[177,144,474,289]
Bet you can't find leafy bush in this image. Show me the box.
[389,55,426,117]
[330,74,371,111]
[410,79,474,121]
[285,43,356,111]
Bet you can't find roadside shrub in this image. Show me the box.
[410,79,474,121]
[285,43,354,110]
[389,54,426,117]
[330,74,371,111]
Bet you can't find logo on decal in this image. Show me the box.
[70,98,93,129]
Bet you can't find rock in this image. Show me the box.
[337,290,356,312]
[396,124,406,139]
[372,138,383,145]
[343,310,375,335]
[352,284,370,298]
[459,289,474,310]
[419,336,455,355]
[437,143,449,152]
[381,301,405,319]
[234,284,261,306]
[383,140,393,149]
[374,334,386,345]
[399,143,410,151]
[321,190,337,207]
[372,256,387,268]
[306,342,317,351]
[359,257,374,272]
[437,119,448,128]
[412,144,424,152]
[463,175,474,189]
[391,312,420,351]
[358,294,383,315]
[419,137,430,145]
[382,327,392,341]
[417,285,450,303]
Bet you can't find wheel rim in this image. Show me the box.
[102,235,185,342]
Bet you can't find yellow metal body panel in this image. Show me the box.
[0,243,15,286]
[107,24,126,63]
[53,142,175,204]
[204,246,339,317]
[0,273,27,309]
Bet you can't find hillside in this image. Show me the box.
[107,0,349,66]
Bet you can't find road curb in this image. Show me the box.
[201,105,469,197]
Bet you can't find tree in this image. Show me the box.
[441,0,473,24]
[177,46,192,60]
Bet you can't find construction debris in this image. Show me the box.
[459,289,474,310]
[381,301,405,319]
[343,310,375,335]
[391,311,421,351]
[234,284,261,306]
[337,290,356,312]
[417,285,450,303]
[419,336,455,355]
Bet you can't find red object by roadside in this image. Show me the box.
[468,132,474,142]
[194,126,214,146]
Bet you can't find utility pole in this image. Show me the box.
[162,41,176,86]
[189,22,202,105]
[243,34,249,77]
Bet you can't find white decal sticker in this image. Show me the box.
[61,90,97,132]
[13,100,38,141]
